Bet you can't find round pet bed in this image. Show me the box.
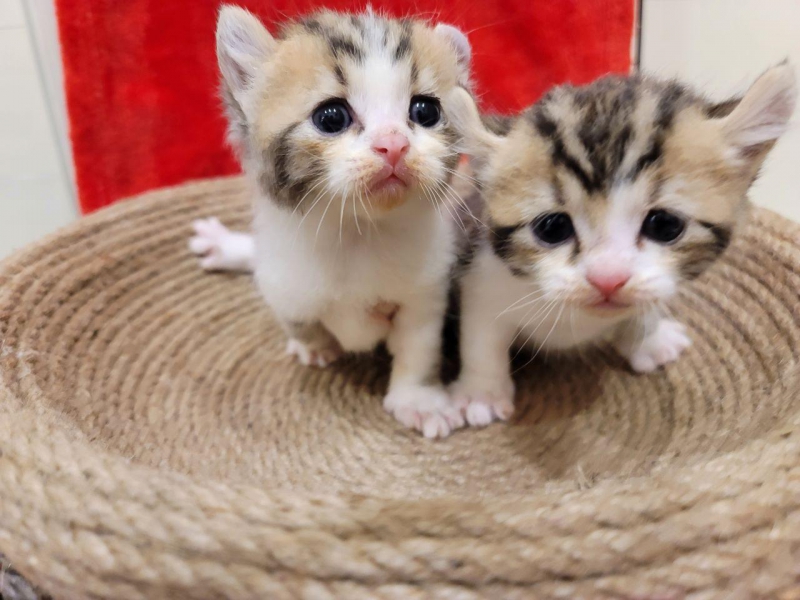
[0,177,798,599]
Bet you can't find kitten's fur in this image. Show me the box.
[192,6,474,437]
[445,65,797,427]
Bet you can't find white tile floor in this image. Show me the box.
[0,0,76,260]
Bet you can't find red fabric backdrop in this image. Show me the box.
[55,0,635,213]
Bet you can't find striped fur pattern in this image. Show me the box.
[472,68,796,301]
[210,6,476,439]
[220,7,467,215]
[447,66,796,429]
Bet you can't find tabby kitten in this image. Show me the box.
[191,6,473,437]
[445,64,797,427]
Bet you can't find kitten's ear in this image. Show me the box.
[443,87,504,160]
[434,24,471,72]
[217,6,275,96]
[719,62,797,151]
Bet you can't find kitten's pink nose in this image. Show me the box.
[372,132,409,167]
[587,270,631,298]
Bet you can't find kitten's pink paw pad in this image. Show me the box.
[384,386,465,439]
[629,319,691,373]
[451,378,515,427]
[286,338,342,368]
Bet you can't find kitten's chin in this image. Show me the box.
[581,300,636,317]
[368,183,411,211]
[366,172,418,212]
[366,163,417,210]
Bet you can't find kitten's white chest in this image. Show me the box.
[252,197,453,318]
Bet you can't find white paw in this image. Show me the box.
[189,217,253,272]
[383,385,465,439]
[286,338,342,368]
[628,319,692,373]
[450,376,515,427]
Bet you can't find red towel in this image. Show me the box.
[56,0,634,212]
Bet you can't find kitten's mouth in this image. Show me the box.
[369,165,411,195]
[585,299,632,313]
[371,174,407,193]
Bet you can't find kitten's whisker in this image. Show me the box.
[356,188,376,236]
[442,172,479,192]
[338,184,349,245]
[509,298,549,344]
[497,287,546,318]
[503,295,553,317]
[292,179,332,248]
[569,304,578,345]
[430,184,467,233]
[351,193,362,236]
[314,193,338,250]
[438,182,468,222]
[427,185,450,229]
[635,302,652,351]
[438,179,466,207]
[419,181,443,223]
[442,165,480,184]
[272,147,317,160]
[514,301,565,373]
[509,297,558,354]
[514,302,566,374]
[511,298,560,361]
[440,179,488,228]
[292,179,327,223]
[292,177,328,217]
[438,182,473,233]
[526,291,568,334]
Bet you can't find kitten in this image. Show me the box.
[190,6,474,437]
[444,64,797,427]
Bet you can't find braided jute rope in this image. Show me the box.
[0,177,799,600]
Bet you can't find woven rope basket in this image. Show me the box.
[1,177,799,600]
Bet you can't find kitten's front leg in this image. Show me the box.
[189,218,255,272]
[383,292,464,439]
[615,312,692,373]
[450,296,517,427]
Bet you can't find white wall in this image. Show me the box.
[640,0,800,222]
[24,0,74,189]
[0,0,76,259]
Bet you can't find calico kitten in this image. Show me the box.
[445,64,797,427]
[190,6,474,437]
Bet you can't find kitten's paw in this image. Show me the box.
[286,338,343,368]
[383,385,465,439]
[450,376,515,427]
[189,217,253,272]
[628,319,691,373]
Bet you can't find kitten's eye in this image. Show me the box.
[641,209,686,244]
[312,101,352,134]
[532,212,575,246]
[409,96,441,128]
